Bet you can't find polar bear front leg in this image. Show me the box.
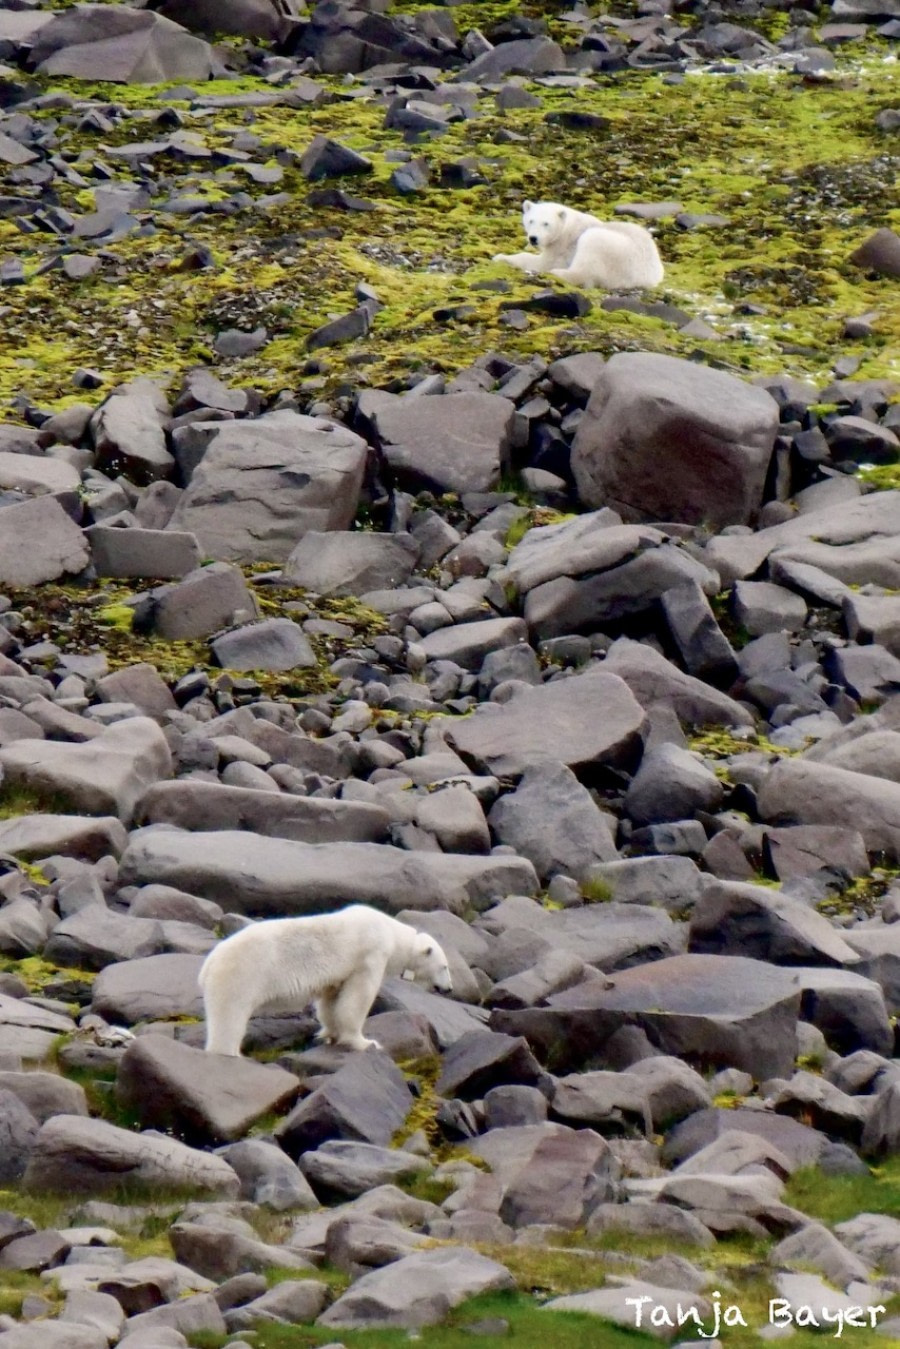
[549,265,591,287]
[331,966,384,1052]
[314,987,340,1045]
[493,251,545,274]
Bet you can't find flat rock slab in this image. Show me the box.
[493,953,801,1080]
[285,531,420,597]
[91,953,205,1024]
[362,390,515,495]
[137,781,390,844]
[23,1115,240,1196]
[167,412,368,563]
[0,815,128,862]
[0,718,171,824]
[689,879,861,967]
[0,496,89,587]
[318,1246,515,1329]
[118,830,538,916]
[447,669,646,778]
[544,1280,711,1341]
[116,1035,301,1145]
[758,758,900,858]
[602,637,754,727]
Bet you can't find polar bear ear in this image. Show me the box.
[523,199,534,212]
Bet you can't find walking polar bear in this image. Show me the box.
[493,199,664,290]
[199,904,453,1056]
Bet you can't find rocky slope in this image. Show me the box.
[0,1,900,1347]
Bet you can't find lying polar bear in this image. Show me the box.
[493,199,664,290]
[199,904,453,1056]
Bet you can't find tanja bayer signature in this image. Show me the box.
[627,1290,888,1339]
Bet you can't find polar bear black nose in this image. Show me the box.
[529,234,539,245]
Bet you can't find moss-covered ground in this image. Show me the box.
[0,13,897,410]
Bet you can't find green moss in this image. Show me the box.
[785,1159,900,1230]
[0,45,894,410]
[579,875,613,904]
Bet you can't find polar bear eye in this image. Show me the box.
[425,944,434,955]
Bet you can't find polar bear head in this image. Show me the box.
[403,933,453,993]
[522,199,568,248]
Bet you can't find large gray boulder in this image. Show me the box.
[758,758,900,857]
[602,638,754,727]
[362,391,514,495]
[543,1281,711,1340]
[118,829,538,916]
[29,4,216,81]
[0,497,89,587]
[317,1247,514,1329]
[487,761,619,881]
[493,953,801,1079]
[91,953,204,1023]
[0,718,171,824]
[166,413,369,563]
[447,668,646,777]
[284,531,420,596]
[23,1116,240,1196]
[571,352,779,528]
[152,0,299,41]
[137,781,390,844]
[115,1036,300,1145]
[689,880,861,967]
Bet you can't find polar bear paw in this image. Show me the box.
[337,1034,383,1052]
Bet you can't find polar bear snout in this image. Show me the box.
[433,968,453,994]
[528,234,540,246]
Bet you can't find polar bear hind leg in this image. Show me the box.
[329,965,385,1051]
[203,978,257,1057]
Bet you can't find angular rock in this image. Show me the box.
[167,412,369,563]
[137,781,389,844]
[149,562,259,640]
[87,526,201,580]
[0,497,89,587]
[436,1029,543,1101]
[571,352,779,528]
[301,1141,432,1200]
[689,879,860,967]
[275,1051,411,1158]
[362,390,515,495]
[91,953,205,1024]
[284,531,419,597]
[116,1035,301,1145]
[543,1280,710,1340]
[43,907,167,971]
[493,954,801,1079]
[0,718,171,824]
[603,638,754,726]
[418,617,529,672]
[23,1116,240,1196]
[118,830,538,917]
[211,619,317,672]
[758,758,900,857]
[487,761,618,881]
[30,5,216,82]
[447,668,646,778]
[219,1138,318,1211]
[318,1247,514,1329]
[624,744,723,826]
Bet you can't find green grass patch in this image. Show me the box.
[785,1159,900,1229]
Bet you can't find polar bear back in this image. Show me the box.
[199,904,420,1007]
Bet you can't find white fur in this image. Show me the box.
[493,199,664,290]
[198,904,453,1057]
